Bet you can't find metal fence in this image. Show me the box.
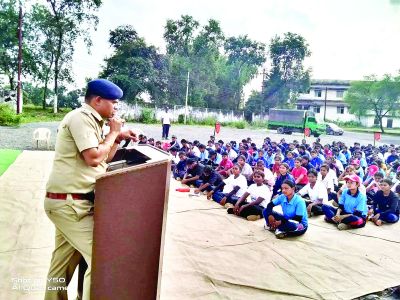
[117,102,245,122]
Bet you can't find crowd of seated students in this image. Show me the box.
[145,134,400,239]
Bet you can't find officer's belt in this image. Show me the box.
[46,192,95,201]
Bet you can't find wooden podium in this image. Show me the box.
[90,145,171,299]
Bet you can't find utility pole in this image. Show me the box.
[260,68,266,115]
[323,86,328,121]
[184,71,190,124]
[16,4,23,114]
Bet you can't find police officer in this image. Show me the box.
[44,79,137,300]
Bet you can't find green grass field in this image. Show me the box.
[0,149,22,176]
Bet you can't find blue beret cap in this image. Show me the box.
[87,79,123,100]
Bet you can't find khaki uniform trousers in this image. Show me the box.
[44,195,94,300]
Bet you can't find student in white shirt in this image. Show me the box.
[299,169,328,216]
[227,170,272,221]
[318,164,338,200]
[161,107,173,140]
[208,164,248,206]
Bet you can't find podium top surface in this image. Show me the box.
[96,144,171,180]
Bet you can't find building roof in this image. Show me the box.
[311,79,351,86]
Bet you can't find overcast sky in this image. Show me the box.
[72,0,400,97]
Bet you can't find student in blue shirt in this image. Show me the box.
[263,179,308,239]
[310,150,324,171]
[369,179,399,225]
[322,174,368,230]
[283,151,295,170]
[272,163,295,197]
[173,151,187,180]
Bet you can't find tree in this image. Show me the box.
[0,0,37,90]
[100,25,168,104]
[164,16,226,108]
[43,0,102,112]
[262,32,311,109]
[345,74,400,133]
[224,35,266,109]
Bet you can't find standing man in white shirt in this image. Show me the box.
[161,106,173,140]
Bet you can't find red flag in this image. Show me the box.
[215,122,221,134]
[374,132,381,141]
[304,128,311,137]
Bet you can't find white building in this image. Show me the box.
[296,80,400,128]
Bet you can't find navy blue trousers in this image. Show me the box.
[322,204,366,228]
[262,210,307,237]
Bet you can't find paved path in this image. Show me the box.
[1,122,400,150]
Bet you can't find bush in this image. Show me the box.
[327,119,362,127]
[221,120,247,129]
[139,108,156,124]
[178,114,185,124]
[251,120,268,128]
[0,103,21,126]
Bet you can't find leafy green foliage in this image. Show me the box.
[139,108,156,124]
[0,103,20,125]
[345,74,400,133]
[265,33,310,109]
[100,25,168,105]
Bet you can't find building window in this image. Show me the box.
[336,90,344,98]
[314,90,322,97]
[313,106,321,113]
[374,117,379,125]
[387,119,393,128]
[337,106,345,114]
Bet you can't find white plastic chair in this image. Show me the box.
[32,128,51,149]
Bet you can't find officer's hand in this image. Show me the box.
[108,117,124,134]
[117,129,138,143]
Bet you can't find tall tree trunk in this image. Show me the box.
[53,32,63,114]
[379,116,385,133]
[42,56,54,109]
[8,76,15,91]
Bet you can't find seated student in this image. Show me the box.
[252,149,267,167]
[173,151,187,180]
[369,179,399,226]
[270,155,282,177]
[208,164,248,206]
[363,164,379,186]
[205,150,222,168]
[225,143,238,161]
[301,155,314,171]
[263,179,308,239]
[283,151,295,170]
[310,150,324,171]
[197,144,209,163]
[338,165,356,182]
[322,174,368,230]
[365,171,384,204]
[169,146,180,171]
[318,164,337,201]
[227,170,272,221]
[194,166,223,194]
[298,169,328,216]
[235,155,253,182]
[216,152,234,178]
[254,160,275,188]
[272,163,295,197]
[181,158,205,186]
[292,157,308,190]
[391,171,400,192]
[351,159,365,180]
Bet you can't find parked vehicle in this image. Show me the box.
[326,123,344,135]
[268,109,326,137]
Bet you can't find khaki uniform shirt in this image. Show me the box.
[46,103,107,193]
